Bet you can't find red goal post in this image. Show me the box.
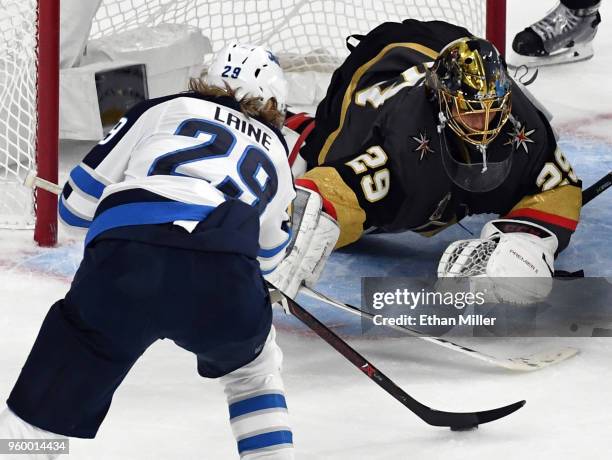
[0,0,506,247]
[487,0,507,56]
[34,0,60,247]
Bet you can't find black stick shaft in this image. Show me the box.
[269,283,525,428]
[582,171,612,205]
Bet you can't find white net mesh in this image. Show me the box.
[0,0,38,228]
[0,0,490,232]
[91,0,487,71]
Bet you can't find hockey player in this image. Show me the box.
[287,20,581,302]
[0,43,301,459]
[511,0,602,66]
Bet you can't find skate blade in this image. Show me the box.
[507,42,594,68]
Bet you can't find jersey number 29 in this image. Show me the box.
[345,145,390,202]
[149,119,278,214]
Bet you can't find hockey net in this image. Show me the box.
[91,0,505,71]
[1,0,58,246]
[0,0,505,246]
[0,1,39,230]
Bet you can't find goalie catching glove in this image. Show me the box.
[437,219,558,304]
[265,181,340,306]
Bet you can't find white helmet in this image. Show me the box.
[205,41,288,113]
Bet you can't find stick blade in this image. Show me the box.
[503,347,579,371]
[421,400,526,429]
[474,399,527,426]
[23,170,37,188]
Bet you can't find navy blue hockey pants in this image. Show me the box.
[7,203,272,439]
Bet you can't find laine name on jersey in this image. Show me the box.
[213,106,273,151]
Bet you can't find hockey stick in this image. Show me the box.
[24,170,63,195]
[20,170,604,372]
[293,171,612,371]
[300,286,579,372]
[268,285,525,429]
[24,168,611,205]
[582,171,612,205]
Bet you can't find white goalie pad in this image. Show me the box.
[265,186,339,302]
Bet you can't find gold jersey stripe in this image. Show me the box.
[507,184,582,223]
[302,167,367,248]
[317,42,440,165]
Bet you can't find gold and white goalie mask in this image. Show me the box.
[431,37,512,146]
[427,37,514,192]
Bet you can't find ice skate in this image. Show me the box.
[509,1,601,67]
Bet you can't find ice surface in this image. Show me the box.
[1,1,611,458]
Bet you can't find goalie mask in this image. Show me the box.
[206,41,288,114]
[427,37,514,192]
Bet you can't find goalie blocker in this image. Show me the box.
[265,181,340,304]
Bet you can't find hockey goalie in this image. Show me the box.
[281,19,582,305]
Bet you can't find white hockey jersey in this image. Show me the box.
[60,93,295,273]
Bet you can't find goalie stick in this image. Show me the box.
[300,286,579,371]
[22,171,608,371]
[23,169,612,206]
[268,285,525,430]
[582,171,612,205]
[292,172,611,371]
